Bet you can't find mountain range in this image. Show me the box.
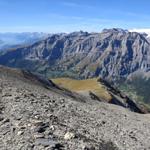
[0,28,149,79]
[0,32,49,51]
[0,28,150,149]
[0,28,150,105]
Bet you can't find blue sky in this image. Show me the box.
[0,0,150,33]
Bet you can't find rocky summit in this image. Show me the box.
[0,28,150,80]
[0,66,150,150]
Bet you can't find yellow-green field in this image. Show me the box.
[52,78,112,101]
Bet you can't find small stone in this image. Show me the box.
[14,121,21,127]
[52,143,64,149]
[15,116,22,120]
[50,125,55,131]
[0,116,4,121]
[35,138,57,147]
[34,115,40,119]
[3,93,12,97]
[32,120,44,126]
[20,126,26,129]
[102,121,106,125]
[27,123,32,127]
[64,132,75,140]
[17,131,24,135]
[82,146,95,150]
[34,126,46,133]
[3,118,10,124]
[60,99,65,103]
[47,114,53,118]
[33,133,45,139]
[15,96,20,100]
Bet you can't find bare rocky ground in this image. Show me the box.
[0,66,150,150]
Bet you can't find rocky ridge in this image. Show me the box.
[0,29,150,80]
[0,66,150,150]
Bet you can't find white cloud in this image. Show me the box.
[130,29,150,37]
[61,1,94,9]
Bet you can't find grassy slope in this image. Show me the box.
[119,75,150,104]
[52,78,112,101]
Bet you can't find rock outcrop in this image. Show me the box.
[98,78,149,113]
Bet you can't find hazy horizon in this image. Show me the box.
[0,29,150,35]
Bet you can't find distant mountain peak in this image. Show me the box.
[0,28,150,81]
[102,28,128,33]
[0,32,49,51]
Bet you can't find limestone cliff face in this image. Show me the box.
[0,29,150,80]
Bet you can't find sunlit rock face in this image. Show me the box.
[0,29,150,80]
